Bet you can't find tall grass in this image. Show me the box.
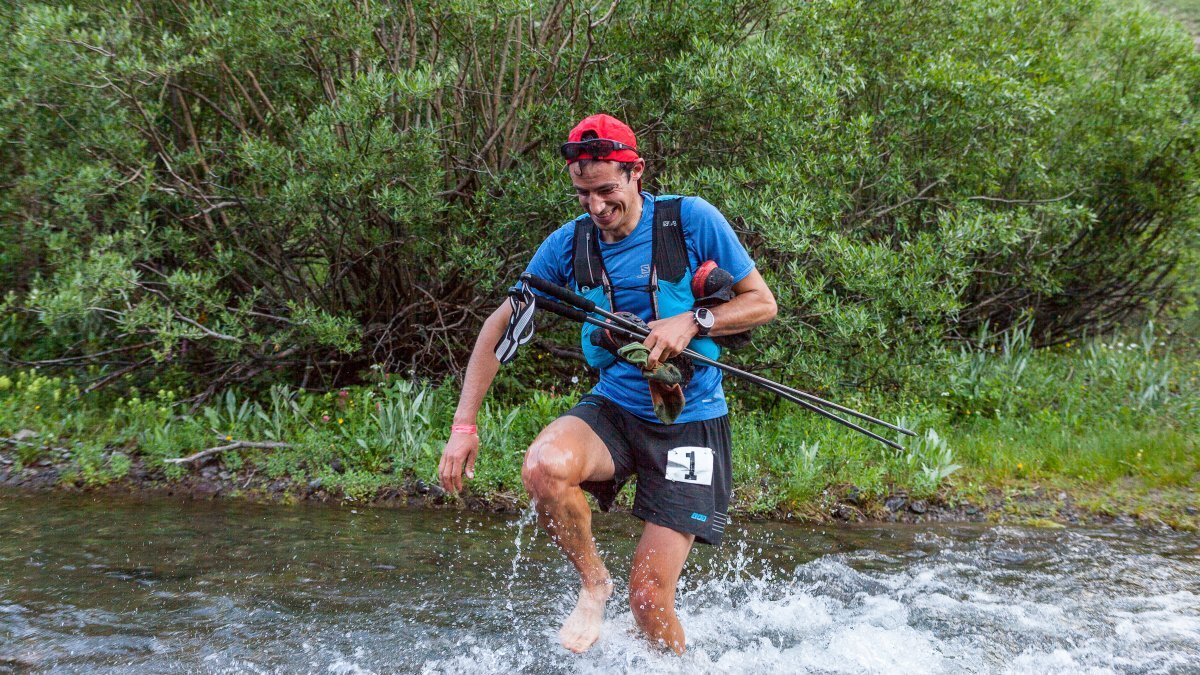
[0,324,1195,514]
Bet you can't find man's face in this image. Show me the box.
[569,159,645,240]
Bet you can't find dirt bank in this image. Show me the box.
[3,446,1194,531]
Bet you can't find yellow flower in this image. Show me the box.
[338,418,344,424]
[225,435,232,441]
[34,405,41,411]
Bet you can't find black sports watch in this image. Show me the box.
[692,307,715,337]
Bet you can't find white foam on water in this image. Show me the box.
[412,527,1199,675]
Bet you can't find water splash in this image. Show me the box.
[505,503,539,615]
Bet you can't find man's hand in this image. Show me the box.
[643,313,699,368]
[438,432,480,493]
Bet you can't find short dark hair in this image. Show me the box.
[571,158,637,182]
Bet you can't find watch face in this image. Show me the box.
[695,307,715,328]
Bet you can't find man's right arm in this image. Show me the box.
[437,300,514,493]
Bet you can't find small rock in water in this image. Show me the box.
[885,496,907,512]
[194,483,220,497]
[415,479,430,495]
[833,505,856,520]
[909,499,928,514]
[427,484,446,499]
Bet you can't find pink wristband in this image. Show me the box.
[451,424,477,435]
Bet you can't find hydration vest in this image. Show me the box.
[572,197,722,369]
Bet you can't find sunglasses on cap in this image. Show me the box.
[559,138,636,161]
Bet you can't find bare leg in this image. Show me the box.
[629,522,695,654]
[521,416,616,653]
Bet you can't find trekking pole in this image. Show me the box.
[522,274,916,438]
[530,294,908,451]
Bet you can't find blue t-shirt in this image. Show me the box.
[520,192,755,423]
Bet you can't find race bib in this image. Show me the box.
[666,446,714,485]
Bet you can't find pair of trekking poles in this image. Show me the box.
[509,273,916,450]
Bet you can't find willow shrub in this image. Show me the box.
[1,0,1197,398]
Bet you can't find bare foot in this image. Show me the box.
[559,580,613,653]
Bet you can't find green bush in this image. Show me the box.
[1,0,1197,400]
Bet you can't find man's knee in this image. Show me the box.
[629,573,672,624]
[521,438,579,502]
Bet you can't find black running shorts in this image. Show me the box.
[564,394,733,546]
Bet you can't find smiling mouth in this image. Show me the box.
[595,207,616,221]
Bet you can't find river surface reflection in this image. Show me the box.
[0,493,1197,673]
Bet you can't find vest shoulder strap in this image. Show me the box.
[571,216,606,291]
[652,197,688,283]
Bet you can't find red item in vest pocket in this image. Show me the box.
[691,260,737,306]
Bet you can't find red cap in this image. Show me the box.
[565,114,640,163]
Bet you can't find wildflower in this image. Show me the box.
[1017,462,1023,470]
[225,435,233,441]
[571,376,580,385]
[34,405,40,411]
[338,418,344,425]
[322,415,331,422]
[339,390,349,398]
[940,392,949,396]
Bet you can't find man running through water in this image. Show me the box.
[438,114,777,654]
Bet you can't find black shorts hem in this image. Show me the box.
[631,507,727,547]
[562,395,631,512]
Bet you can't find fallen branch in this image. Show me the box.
[164,438,290,465]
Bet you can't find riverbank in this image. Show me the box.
[2,440,1195,531]
[2,327,1196,530]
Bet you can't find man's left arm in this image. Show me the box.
[707,268,777,335]
[643,197,777,365]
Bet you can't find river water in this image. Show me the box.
[0,494,1197,674]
